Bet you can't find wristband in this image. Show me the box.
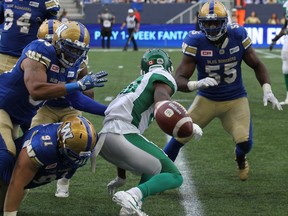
[4,211,18,216]
[187,81,198,91]
[262,83,272,93]
[65,82,80,93]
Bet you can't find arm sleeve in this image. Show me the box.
[66,91,107,116]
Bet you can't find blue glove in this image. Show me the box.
[78,71,108,90]
[65,71,108,93]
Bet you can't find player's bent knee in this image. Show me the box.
[173,173,183,188]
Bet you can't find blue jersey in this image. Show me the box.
[44,60,82,108]
[0,39,69,125]
[182,24,252,101]
[14,123,77,189]
[0,0,60,57]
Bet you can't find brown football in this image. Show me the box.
[154,100,193,138]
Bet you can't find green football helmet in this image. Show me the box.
[140,48,173,75]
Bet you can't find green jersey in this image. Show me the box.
[101,68,177,134]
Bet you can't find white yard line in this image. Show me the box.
[255,49,281,59]
[166,135,203,216]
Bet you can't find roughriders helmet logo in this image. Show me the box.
[156,58,164,64]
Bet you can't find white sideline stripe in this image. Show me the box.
[166,135,203,216]
[255,49,281,59]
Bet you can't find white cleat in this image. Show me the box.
[113,191,148,216]
[279,99,288,106]
[55,179,70,198]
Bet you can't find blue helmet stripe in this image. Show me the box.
[78,116,92,151]
[78,22,85,42]
[209,0,215,14]
[48,20,54,35]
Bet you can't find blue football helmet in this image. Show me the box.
[198,0,228,41]
[52,21,90,68]
[58,116,97,168]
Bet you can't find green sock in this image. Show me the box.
[284,74,288,91]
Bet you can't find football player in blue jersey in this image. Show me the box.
[163,0,282,181]
[0,116,97,216]
[33,19,108,198]
[0,20,108,209]
[0,0,60,73]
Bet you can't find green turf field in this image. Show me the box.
[18,49,288,216]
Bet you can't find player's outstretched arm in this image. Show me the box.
[66,71,108,93]
[23,59,108,100]
[66,91,107,116]
[4,149,38,215]
[175,55,197,92]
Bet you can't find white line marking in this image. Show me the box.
[255,49,281,59]
[166,135,203,216]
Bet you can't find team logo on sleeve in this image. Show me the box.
[67,71,76,78]
[201,50,213,56]
[229,46,240,54]
[51,64,60,73]
[29,1,40,7]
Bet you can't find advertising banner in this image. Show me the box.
[87,24,284,49]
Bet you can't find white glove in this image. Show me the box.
[107,177,126,196]
[262,83,282,111]
[192,123,203,141]
[187,77,218,91]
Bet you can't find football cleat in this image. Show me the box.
[140,48,173,75]
[279,98,288,105]
[55,179,70,198]
[198,0,228,41]
[235,156,249,181]
[113,191,148,216]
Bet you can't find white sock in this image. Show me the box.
[126,187,143,200]
[58,177,69,185]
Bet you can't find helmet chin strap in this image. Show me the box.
[209,32,228,48]
[59,53,74,68]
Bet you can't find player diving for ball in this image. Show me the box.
[0,116,97,216]
[33,19,108,198]
[92,48,203,216]
[163,0,282,181]
[0,20,108,211]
